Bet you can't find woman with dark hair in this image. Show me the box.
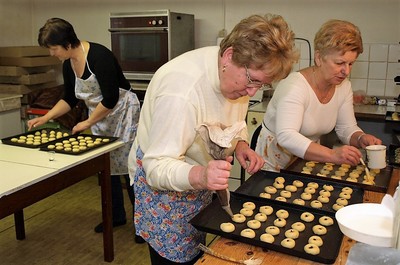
[28,18,143,241]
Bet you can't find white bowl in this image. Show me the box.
[335,203,393,247]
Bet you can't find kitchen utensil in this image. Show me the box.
[360,158,374,184]
[365,145,387,169]
[216,189,233,217]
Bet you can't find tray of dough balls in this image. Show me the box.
[388,144,400,167]
[235,171,363,214]
[282,159,393,193]
[190,192,343,264]
[1,128,71,148]
[39,134,118,155]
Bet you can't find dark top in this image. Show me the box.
[63,42,130,109]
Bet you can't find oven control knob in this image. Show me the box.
[151,20,157,25]
[158,19,164,25]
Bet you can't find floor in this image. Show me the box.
[0,175,216,265]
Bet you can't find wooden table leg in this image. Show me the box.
[14,210,25,240]
[99,154,114,262]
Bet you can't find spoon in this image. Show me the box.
[360,158,374,184]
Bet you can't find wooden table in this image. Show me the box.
[0,140,124,262]
[196,167,400,265]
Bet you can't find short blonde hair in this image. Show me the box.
[220,14,299,81]
[314,19,363,57]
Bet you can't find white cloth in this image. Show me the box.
[128,46,249,190]
[257,71,361,170]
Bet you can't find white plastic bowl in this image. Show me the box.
[335,203,393,247]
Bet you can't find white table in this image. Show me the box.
[0,140,124,262]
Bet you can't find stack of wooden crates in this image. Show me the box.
[0,46,62,132]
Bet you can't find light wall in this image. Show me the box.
[0,0,399,96]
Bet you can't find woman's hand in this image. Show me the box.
[358,133,382,149]
[72,120,91,134]
[189,157,233,191]
[331,145,363,166]
[27,116,48,131]
[235,141,265,174]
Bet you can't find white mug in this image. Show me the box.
[366,145,386,169]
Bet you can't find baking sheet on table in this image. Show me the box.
[389,144,400,168]
[1,128,71,148]
[235,171,363,214]
[386,111,399,122]
[39,134,119,155]
[283,159,392,193]
[190,192,342,264]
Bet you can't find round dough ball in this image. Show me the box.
[281,238,295,249]
[338,166,350,172]
[259,192,272,199]
[341,187,353,194]
[276,209,289,219]
[275,176,285,184]
[336,198,349,206]
[317,195,329,203]
[304,243,320,255]
[247,219,261,229]
[293,198,305,206]
[220,222,235,233]
[265,226,280,236]
[285,184,297,192]
[307,182,319,189]
[309,235,324,246]
[313,224,327,235]
[260,233,275,243]
[300,212,315,222]
[291,222,306,232]
[242,202,256,210]
[320,169,331,175]
[301,192,312,201]
[254,213,268,222]
[240,208,254,217]
[346,177,358,182]
[339,191,351,199]
[231,214,246,223]
[335,170,346,177]
[280,190,292,198]
[301,170,312,174]
[292,180,304,188]
[264,186,277,194]
[273,218,287,227]
[331,175,342,180]
[341,163,351,169]
[275,196,287,202]
[323,184,334,191]
[310,200,323,209]
[332,203,344,211]
[304,187,316,194]
[102,138,110,142]
[319,190,331,197]
[273,182,284,189]
[240,228,256,239]
[259,205,273,215]
[17,139,26,143]
[302,166,313,172]
[319,216,334,226]
[349,171,360,179]
[323,164,334,171]
[11,138,18,142]
[284,229,299,239]
[305,161,316,168]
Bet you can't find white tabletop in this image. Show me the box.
[0,140,124,197]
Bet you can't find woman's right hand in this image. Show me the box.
[331,145,362,166]
[189,157,233,190]
[27,116,48,131]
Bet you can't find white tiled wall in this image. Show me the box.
[292,41,400,98]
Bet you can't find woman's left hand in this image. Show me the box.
[235,141,265,174]
[72,120,91,134]
[358,134,382,149]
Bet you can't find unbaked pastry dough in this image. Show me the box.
[284,229,299,239]
[240,208,254,217]
[291,222,306,232]
[259,192,272,199]
[276,209,289,219]
[264,186,277,194]
[300,192,312,200]
[308,235,323,246]
[260,233,275,243]
[304,187,316,194]
[231,213,246,223]
[273,218,287,227]
[265,225,280,236]
[339,191,351,199]
[310,200,323,208]
[307,182,319,189]
[275,196,287,202]
[293,198,305,206]
[247,219,261,229]
[285,184,297,192]
[332,203,344,211]
[300,212,315,222]
[259,205,273,215]
[280,190,292,198]
[341,187,353,194]
[292,180,304,188]
[240,228,256,238]
[312,224,327,235]
[254,213,268,222]
[220,222,235,233]
[242,202,256,210]
[281,238,295,248]
[317,195,329,203]
[319,216,334,226]
[304,243,320,255]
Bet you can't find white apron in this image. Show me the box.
[72,49,140,175]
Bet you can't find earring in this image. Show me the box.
[222,65,227,72]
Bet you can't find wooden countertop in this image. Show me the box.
[195,167,400,265]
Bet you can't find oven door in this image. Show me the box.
[110,28,169,80]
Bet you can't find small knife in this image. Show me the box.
[216,188,234,217]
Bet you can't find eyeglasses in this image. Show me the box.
[244,65,272,90]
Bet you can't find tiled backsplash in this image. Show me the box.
[291,41,400,98]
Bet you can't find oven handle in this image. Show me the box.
[108,27,168,32]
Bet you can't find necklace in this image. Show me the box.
[312,67,332,103]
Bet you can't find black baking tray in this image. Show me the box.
[190,192,342,264]
[389,144,400,168]
[1,128,71,148]
[385,111,400,122]
[235,170,363,214]
[282,159,392,193]
[39,134,119,155]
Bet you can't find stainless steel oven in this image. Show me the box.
[109,10,194,82]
